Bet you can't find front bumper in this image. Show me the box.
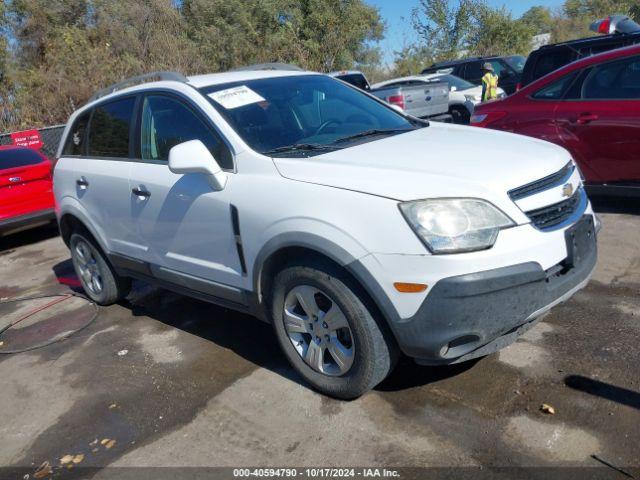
[400,216,596,364]
[350,215,598,365]
[0,208,56,236]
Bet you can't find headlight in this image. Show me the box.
[464,94,479,103]
[399,199,515,254]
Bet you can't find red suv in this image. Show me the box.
[0,145,55,236]
[472,44,640,195]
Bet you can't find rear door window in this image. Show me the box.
[0,148,44,169]
[581,55,640,100]
[489,60,507,77]
[462,62,483,82]
[87,97,136,158]
[63,111,90,156]
[139,95,233,169]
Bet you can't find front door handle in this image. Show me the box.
[576,113,599,125]
[132,186,151,199]
[76,177,89,189]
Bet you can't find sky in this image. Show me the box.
[367,0,565,63]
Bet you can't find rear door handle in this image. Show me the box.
[132,186,151,199]
[76,177,89,189]
[576,113,599,125]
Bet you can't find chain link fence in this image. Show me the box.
[0,125,66,159]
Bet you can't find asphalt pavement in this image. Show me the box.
[0,197,638,478]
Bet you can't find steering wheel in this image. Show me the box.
[314,119,342,136]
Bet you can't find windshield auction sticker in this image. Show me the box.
[209,86,266,109]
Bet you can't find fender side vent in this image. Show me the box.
[230,205,247,275]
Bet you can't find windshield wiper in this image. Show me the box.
[331,128,415,145]
[263,143,342,155]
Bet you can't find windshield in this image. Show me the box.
[504,55,526,73]
[200,75,418,156]
[430,74,475,91]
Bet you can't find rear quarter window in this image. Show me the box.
[0,148,45,169]
[62,111,90,156]
[336,74,370,90]
[531,48,576,82]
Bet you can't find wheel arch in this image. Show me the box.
[253,235,398,343]
[58,208,108,255]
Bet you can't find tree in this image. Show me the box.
[390,44,433,77]
[411,0,535,61]
[182,0,384,72]
[411,0,478,62]
[564,0,639,20]
[553,0,640,42]
[520,6,554,34]
[470,5,536,56]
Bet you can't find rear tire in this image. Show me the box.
[69,232,131,305]
[270,261,397,399]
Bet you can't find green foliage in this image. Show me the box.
[411,0,535,61]
[390,44,433,77]
[471,5,536,56]
[411,0,478,62]
[553,0,640,42]
[406,0,638,75]
[520,6,554,35]
[1,0,384,130]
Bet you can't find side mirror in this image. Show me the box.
[450,86,457,92]
[168,140,228,191]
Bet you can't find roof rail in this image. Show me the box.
[231,63,304,72]
[89,71,189,102]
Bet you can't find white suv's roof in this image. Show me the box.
[187,70,312,89]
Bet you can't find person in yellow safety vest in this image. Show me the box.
[481,62,499,102]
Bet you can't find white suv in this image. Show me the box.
[54,68,598,399]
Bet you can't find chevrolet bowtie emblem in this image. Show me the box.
[562,183,574,198]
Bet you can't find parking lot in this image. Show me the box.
[0,197,637,477]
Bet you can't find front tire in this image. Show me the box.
[70,232,131,305]
[270,262,397,399]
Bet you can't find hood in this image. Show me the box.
[272,123,572,218]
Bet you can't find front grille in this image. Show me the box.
[525,188,584,231]
[509,163,574,201]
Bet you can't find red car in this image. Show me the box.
[472,44,640,195]
[0,145,55,236]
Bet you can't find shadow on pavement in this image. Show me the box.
[376,356,480,392]
[121,280,310,388]
[0,223,59,253]
[565,374,640,410]
[49,259,479,395]
[589,195,640,215]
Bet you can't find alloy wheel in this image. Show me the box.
[74,240,103,295]
[283,285,355,376]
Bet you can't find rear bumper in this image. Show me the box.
[0,208,56,236]
[392,216,597,365]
